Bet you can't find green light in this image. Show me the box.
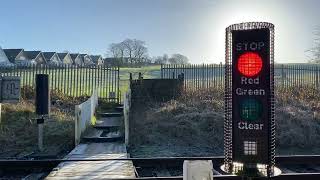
[240,99,262,121]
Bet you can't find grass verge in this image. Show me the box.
[0,87,93,159]
[0,100,74,159]
[130,86,320,157]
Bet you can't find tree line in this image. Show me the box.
[307,27,320,63]
[107,38,189,67]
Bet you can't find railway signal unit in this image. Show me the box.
[224,22,275,177]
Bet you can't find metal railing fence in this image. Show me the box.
[0,64,120,102]
[161,64,320,90]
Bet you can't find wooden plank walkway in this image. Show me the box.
[95,117,122,128]
[46,142,136,179]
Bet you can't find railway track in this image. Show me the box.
[1,155,320,179]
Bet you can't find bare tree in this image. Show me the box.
[122,39,134,64]
[307,27,320,63]
[153,54,169,64]
[122,39,148,64]
[108,38,148,65]
[169,54,189,64]
[132,39,148,64]
[162,54,168,64]
[108,43,126,65]
[153,56,163,64]
[108,43,124,58]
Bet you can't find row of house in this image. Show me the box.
[2,48,104,66]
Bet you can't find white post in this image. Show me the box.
[183,160,214,180]
[124,89,131,146]
[124,92,129,146]
[75,105,81,146]
[37,117,44,151]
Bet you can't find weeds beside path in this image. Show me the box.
[130,87,320,157]
[0,88,87,159]
[0,87,119,159]
[0,100,74,159]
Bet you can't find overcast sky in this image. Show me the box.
[0,0,319,63]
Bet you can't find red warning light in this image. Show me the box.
[237,52,263,77]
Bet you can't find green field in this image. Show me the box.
[119,65,161,93]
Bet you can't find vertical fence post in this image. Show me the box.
[91,65,94,95]
[100,65,103,98]
[86,66,89,95]
[66,64,69,96]
[103,64,109,100]
[73,65,76,97]
[76,66,79,97]
[95,65,97,96]
[63,64,66,94]
[111,67,115,102]
[281,64,285,89]
[161,64,163,79]
[316,65,320,90]
[108,67,111,101]
[117,66,120,103]
[202,64,205,89]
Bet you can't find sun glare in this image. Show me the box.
[212,2,274,63]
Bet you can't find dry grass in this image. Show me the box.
[0,87,82,159]
[276,86,320,154]
[130,86,320,157]
[0,101,75,158]
[130,87,225,157]
[0,86,116,159]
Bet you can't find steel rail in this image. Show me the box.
[1,155,320,164]
[1,155,320,179]
[129,173,320,180]
[62,173,320,180]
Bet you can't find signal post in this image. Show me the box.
[224,22,276,177]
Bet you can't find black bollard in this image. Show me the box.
[35,74,50,151]
[35,74,50,115]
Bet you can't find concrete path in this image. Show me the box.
[46,106,135,179]
[46,143,135,179]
